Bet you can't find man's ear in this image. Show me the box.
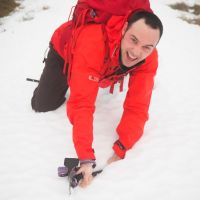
[122,22,128,36]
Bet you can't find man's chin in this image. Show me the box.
[122,60,136,68]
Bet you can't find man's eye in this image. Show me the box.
[143,46,151,52]
[131,38,137,43]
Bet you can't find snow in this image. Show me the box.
[0,0,200,199]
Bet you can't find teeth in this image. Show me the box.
[128,52,136,60]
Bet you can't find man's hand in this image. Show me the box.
[76,154,121,188]
[107,153,121,165]
[76,163,93,188]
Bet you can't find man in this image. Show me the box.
[31,9,163,187]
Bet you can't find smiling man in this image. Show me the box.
[31,9,163,188]
[121,17,160,67]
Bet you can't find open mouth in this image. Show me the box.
[126,52,137,62]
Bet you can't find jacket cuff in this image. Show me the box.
[80,159,96,168]
[112,140,126,159]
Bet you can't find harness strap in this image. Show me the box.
[109,83,115,94]
[119,77,124,92]
[109,76,124,94]
[66,6,90,84]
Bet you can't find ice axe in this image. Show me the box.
[58,158,103,195]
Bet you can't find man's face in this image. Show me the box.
[120,19,160,67]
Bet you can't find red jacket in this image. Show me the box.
[51,7,158,160]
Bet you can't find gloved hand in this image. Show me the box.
[76,163,94,188]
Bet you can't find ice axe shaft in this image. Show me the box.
[26,78,39,83]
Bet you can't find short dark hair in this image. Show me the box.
[127,10,163,38]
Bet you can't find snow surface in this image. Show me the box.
[0,0,200,199]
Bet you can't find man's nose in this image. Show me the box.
[131,45,142,57]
